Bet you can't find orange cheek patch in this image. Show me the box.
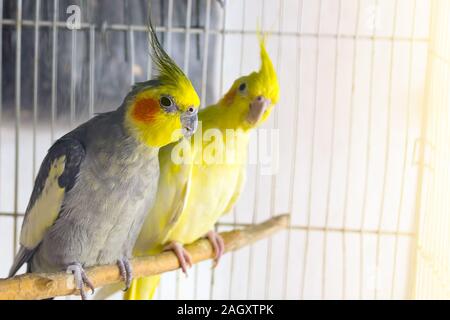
[224,88,237,105]
[132,98,159,122]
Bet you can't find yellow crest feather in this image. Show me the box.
[146,4,199,108]
[257,33,280,104]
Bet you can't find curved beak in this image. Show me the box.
[247,96,271,125]
[180,110,198,138]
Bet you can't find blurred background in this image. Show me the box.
[0,0,449,299]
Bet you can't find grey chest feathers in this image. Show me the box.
[31,138,160,273]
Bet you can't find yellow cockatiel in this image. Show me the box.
[123,37,280,300]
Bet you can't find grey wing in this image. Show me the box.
[8,138,85,277]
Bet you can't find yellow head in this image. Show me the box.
[125,16,200,147]
[218,36,280,130]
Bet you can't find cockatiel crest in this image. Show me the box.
[216,35,280,130]
[125,10,200,147]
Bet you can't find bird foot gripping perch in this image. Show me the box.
[206,230,225,267]
[163,241,192,276]
[66,263,95,300]
[0,214,289,300]
[117,258,133,291]
[66,259,133,299]
[162,230,225,277]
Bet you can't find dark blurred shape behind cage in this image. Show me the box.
[1,0,221,118]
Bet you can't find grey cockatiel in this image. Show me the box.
[8,20,200,300]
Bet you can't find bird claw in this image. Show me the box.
[206,230,225,268]
[117,258,133,291]
[163,241,192,277]
[66,262,95,300]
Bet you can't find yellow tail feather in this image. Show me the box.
[124,275,161,300]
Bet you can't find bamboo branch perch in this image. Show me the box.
[0,214,289,300]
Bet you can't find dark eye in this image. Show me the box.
[160,96,173,108]
[187,107,195,113]
[239,83,247,92]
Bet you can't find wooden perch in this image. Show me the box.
[0,214,289,300]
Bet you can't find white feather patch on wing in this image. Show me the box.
[20,156,66,249]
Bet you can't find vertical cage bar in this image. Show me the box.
[129,28,135,85]
[88,26,95,118]
[70,29,77,127]
[183,0,192,74]
[435,32,450,296]
[445,48,450,296]
[341,0,361,300]
[51,0,58,142]
[199,0,211,108]
[246,0,266,300]
[300,0,323,299]
[374,0,399,300]
[146,0,152,81]
[441,2,450,292]
[321,0,342,300]
[193,0,212,300]
[359,0,379,299]
[265,0,285,300]
[408,0,437,298]
[50,1,60,140]
[166,0,174,56]
[282,0,304,299]
[424,38,439,297]
[209,0,227,300]
[32,0,40,179]
[411,0,448,297]
[13,0,23,255]
[70,28,77,126]
[170,0,182,299]
[228,0,247,300]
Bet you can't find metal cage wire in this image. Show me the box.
[413,0,450,299]
[0,0,447,300]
